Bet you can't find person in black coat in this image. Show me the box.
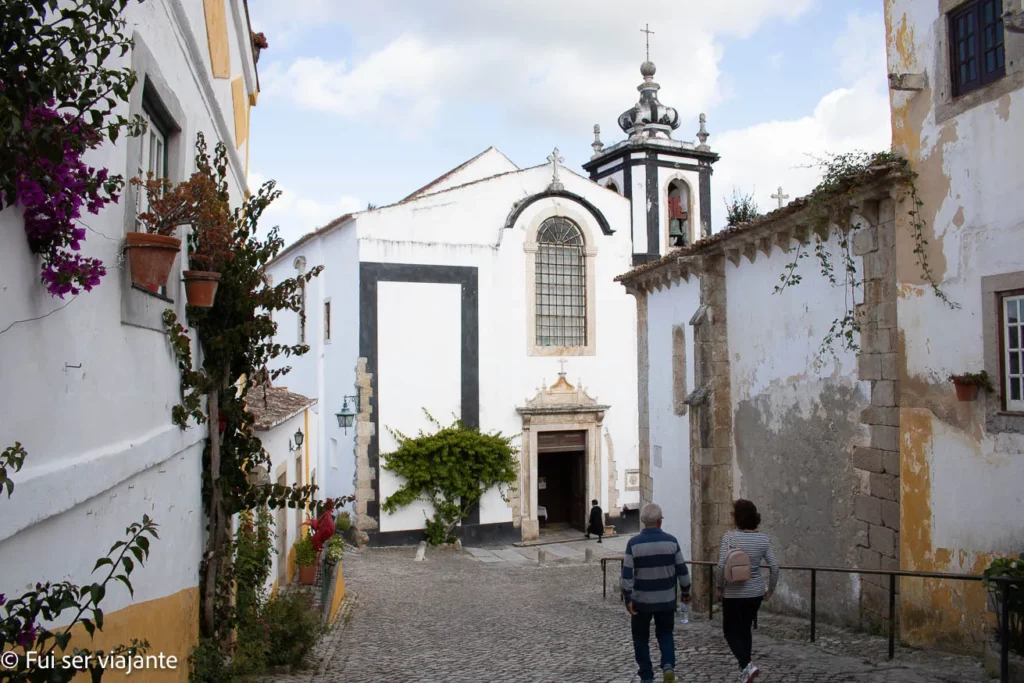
[586,499,604,543]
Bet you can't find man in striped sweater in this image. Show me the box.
[621,503,690,683]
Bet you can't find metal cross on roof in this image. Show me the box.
[558,359,568,376]
[641,24,655,61]
[547,147,565,191]
[771,186,790,209]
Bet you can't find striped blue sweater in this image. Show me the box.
[621,527,691,612]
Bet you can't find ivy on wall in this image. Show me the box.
[771,151,957,365]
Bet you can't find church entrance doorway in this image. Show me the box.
[536,430,587,530]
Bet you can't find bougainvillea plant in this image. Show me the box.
[1,0,144,298]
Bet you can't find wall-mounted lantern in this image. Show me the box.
[288,429,304,452]
[335,390,360,434]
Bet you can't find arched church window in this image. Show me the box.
[605,180,620,195]
[536,217,586,347]
[668,180,690,248]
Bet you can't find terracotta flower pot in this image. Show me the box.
[298,565,315,585]
[125,232,181,287]
[183,270,221,307]
[953,381,980,402]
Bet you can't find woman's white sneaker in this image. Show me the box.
[739,664,753,682]
[747,663,761,680]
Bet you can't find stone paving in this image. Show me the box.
[268,541,993,683]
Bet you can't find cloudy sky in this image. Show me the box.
[245,0,893,248]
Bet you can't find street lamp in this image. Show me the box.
[335,391,360,434]
[289,429,304,452]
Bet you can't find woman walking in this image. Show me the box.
[715,499,779,682]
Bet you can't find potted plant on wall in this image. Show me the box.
[949,371,994,402]
[126,175,187,289]
[294,534,317,585]
[182,136,235,307]
[252,32,268,64]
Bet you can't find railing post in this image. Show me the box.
[810,568,817,643]
[708,564,714,619]
[888,573,897,660]
[1002,580,1010,683]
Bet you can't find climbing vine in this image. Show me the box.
[153,136,328,643]
[381,411,519,545]
[772,151,957,364]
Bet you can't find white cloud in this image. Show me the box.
[709,12,892,228]
[249,172,362,248]
[255,0,814,136]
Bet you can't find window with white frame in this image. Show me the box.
[1003,292,1024,411]
[535,217,586,347]
[135,105,168,230]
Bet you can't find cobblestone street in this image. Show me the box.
[271,542,993,683]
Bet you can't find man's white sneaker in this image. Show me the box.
[739,664,753,682]
[747,663,761,681]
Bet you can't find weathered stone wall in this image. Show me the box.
[353,357,377,536]
[725,223,872,625]
[851,198,901,627]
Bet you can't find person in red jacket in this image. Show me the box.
[303,498,336,553]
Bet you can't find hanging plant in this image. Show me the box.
[182,134,236,307]
[1,0,144,298]
[949,371,993,402]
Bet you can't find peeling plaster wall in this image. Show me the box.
[646,278,700,553]
[886,0,1024,650]
[726,232,870,623]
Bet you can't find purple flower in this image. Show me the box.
[0,593,6,606]
[16,623,39,648]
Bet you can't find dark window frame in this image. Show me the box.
[998,288,1024,413]
[535,217,587,348]
[949,0,1005,97]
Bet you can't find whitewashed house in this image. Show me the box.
[0,1,261,676]
[245,385,318,592]
[267,59,716,545]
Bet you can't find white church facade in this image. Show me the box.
[266,59,717,545]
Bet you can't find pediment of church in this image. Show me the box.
[517,374,610,415]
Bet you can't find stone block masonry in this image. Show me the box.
[851,198,900,626]
[353,357,378,534]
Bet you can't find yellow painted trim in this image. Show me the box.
[231,77,247,149]
[202,0,230,79]
[328,562,346,622]
[303,410,310,486]
[65,587,199,682]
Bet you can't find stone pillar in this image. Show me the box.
[689,255,734,611]
[631,288,653,508]
[851,198,900,626]
[353,357,378,533]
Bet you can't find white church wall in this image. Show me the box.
[415,147,518,198]
[629,153,649,254]
[376,281,463,533]
[645,278,700,554]
[352,164,640,534]
[725,232,869,620]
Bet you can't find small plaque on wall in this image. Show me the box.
[625,470,640,491]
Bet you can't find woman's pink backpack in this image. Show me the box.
[723,532,751,584]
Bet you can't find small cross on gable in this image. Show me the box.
[547,147,565,191]
[558,359,568,376]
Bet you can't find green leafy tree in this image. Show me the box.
[381,411,518,545]
[724,187,761,227]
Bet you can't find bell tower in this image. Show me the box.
[583,38,720,266]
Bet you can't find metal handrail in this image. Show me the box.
[600,555,1021,683]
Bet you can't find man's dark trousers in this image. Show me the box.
[630,609,675,681]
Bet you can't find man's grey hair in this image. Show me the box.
[640,503,663,527]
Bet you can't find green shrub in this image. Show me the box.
[263,589,323,668]
[336,510,352,532]
[294,534,316,567]
[324,535,344,564]
[188,637,231,683]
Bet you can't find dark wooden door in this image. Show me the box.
[569,451,586,530]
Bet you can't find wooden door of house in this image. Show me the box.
[569,451,586,530]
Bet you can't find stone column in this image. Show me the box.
[851,197,900,627]
[353,357,378,533]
